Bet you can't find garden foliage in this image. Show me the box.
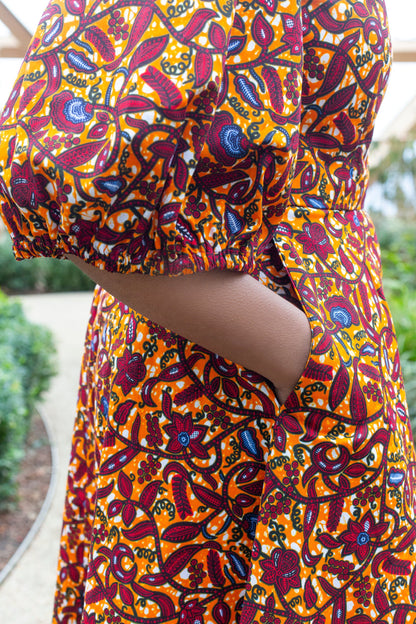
[373,216,416,437]
[0,291,55,509]
[0,238,94,293]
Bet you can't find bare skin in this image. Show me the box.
[67,255,312,403]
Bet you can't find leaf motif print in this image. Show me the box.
[382,556,412,577]
[236,463,262,484]
[350,362,367,421]
[87,123,107,140]
[227,551,249,579]
[328,365,350,411]
[172,475,192,519]
[261,66,284,113]
[252,12,274,47]
[162,522,201,543]
[43,15,64,46]
[334,112,356,145]
[43,53,62,101]
[85,586,105,605]
[120,586,134,607]
[17,81,46,116]
[65,50,98,73]
[332,593,346,624]
[57,140,107,169]
[355,284,372,322]
[0,75,23,124]
[323,84,357,116]
[358,363,381,382]
[117,95,154,115]
[207,550,226,587]
[234,76,264,110]
[194,49,214,89]
[339,246,355,273]
[393,608,411,624]
[327,496,344,532]
[410,564,416,603]
[174,159,189,192]
[304,577,318,609]
[303,501,319,538]
[65,0,86,15]
[100,446,138,475]
[122,520,154,541]
[122,503,136,527]
[129,36,170,73]
[313,54,347,99]
[363,60,384,91]
[139,480,162,510]
[140,66,183,108]
[174,383,205,406]
[228,35,247,55]
[193,484,223,509]
[105,6,154,71]
[108,499,123,518]
[302,359,332,382]
[118,471,133,499]
[163,545,201,577]
[180,9,217,41]
[209,22,227,50]
[374,581,389,614]
[302,410,326,443]
[85,26,115,62]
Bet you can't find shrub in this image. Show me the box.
[0,237,94,293]
[0,291,56,509]
[0,343,26,506]
[374,217,416,437]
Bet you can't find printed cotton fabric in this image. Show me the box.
[0,1,415,624]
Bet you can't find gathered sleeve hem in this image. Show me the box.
[8,231,257,277]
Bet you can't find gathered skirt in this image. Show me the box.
[53,207,416,624]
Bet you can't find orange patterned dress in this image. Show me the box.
[0,1,415,624]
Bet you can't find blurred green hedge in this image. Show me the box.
[373,217,416,438]
[0,291,55,509]
[0,238,94,293]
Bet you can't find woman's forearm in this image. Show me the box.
[67,255,311,402]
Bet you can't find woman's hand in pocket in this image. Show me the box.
[272,308,311,405]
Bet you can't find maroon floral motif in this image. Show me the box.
[281,12,302,55]
[206,111,249,166]
[164,412,208,459]
[260,548,301,595]
[10,161,49,209]
[179,600,205,624]
[296,223,335,261]
[50,91,94,133]
[339,511,389,563]
[114,347,146,395]
[273,411,302,452]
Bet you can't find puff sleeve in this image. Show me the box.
[0,0,303,275]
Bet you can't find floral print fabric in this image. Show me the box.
[53,211,416,624]
[0,0,303,274]
[0,1,415,624]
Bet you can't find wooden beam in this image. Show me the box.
[0,1,31,58]
[392,41,416,63]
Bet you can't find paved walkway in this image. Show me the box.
[0,292,94,624]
